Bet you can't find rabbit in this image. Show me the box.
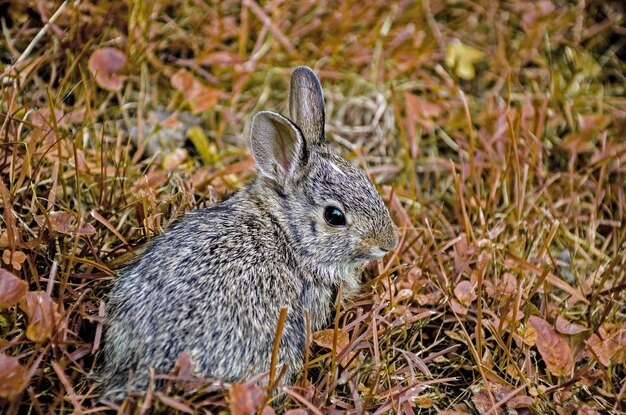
[99,66,399,401]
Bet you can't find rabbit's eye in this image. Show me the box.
[324,206,346,227]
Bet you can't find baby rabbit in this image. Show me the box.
[100,66,398,400]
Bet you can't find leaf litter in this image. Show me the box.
[0,1,625,414]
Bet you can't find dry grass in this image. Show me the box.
[1,0,625,414]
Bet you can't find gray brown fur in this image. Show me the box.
[100,67,398,400]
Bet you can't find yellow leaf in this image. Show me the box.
[445,40,486,80]
[187,126,217,166]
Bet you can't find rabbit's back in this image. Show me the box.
[101,193,308,398]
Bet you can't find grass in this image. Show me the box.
[1,0,625,413]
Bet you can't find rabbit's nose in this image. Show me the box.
[379,226,399,253]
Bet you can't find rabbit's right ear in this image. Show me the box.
[289,66,325,147]
[250,111,307,182]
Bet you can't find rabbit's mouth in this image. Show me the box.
[349,245,391,263]
[369,246,390,259]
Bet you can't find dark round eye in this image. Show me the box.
[324,206,346,227]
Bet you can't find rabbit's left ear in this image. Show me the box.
[250,111,307,182]
[289,66,325,147]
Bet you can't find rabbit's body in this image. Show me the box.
[101,67,398,400]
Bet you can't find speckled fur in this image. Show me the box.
[100,67,398,400]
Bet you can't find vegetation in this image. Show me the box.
[1,0,625,413]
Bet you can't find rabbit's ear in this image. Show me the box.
[250,111,307,181]
[289,66,325,147]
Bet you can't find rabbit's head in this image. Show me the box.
[250,67,398,275]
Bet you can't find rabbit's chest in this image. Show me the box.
[299,274,335,332]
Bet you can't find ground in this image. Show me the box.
[0,0,625,414]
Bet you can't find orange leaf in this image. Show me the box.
[170,69,223,114]
[88,47,127,91]
[527,316,573,376]
[0,268,27,308]
[0,353,27,399]
[18,291,63,342]
[163,148,188,170]
[3,250,26,270]
[197,51,243,66]
[0,230,8,247]
[313,328,350,351]
[229,383,264,415]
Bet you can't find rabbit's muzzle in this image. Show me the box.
[365,225,399,258]
[379,225,399,254]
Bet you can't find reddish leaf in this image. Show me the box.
[171,69,223,114]
[520,1,555,34]
[609,330,626,364]
[454,280,477,307]
[586,334,608,366]
[0,268,27,308]
[476,250,492,271]
[18,291,63,342]
[500,273,518,296]
[284,410,308,415]
[587,330,626,366]
[31,108,65,129]
[527,316,574,376]
[0,353,27,399]
[556,315,587,335]
[415,290,443,306]
[155,392,194,414]
[577,404,602,415]
[88,47,127,91]
[259,406,276,415]
[473,382,515,415]
[507,395,534,409]
[472,389,502,415]
[172,351,194,379]
[450,298,469,315]
[405,92,442,137]
[229,383,264,415]
[35,211,96,235]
